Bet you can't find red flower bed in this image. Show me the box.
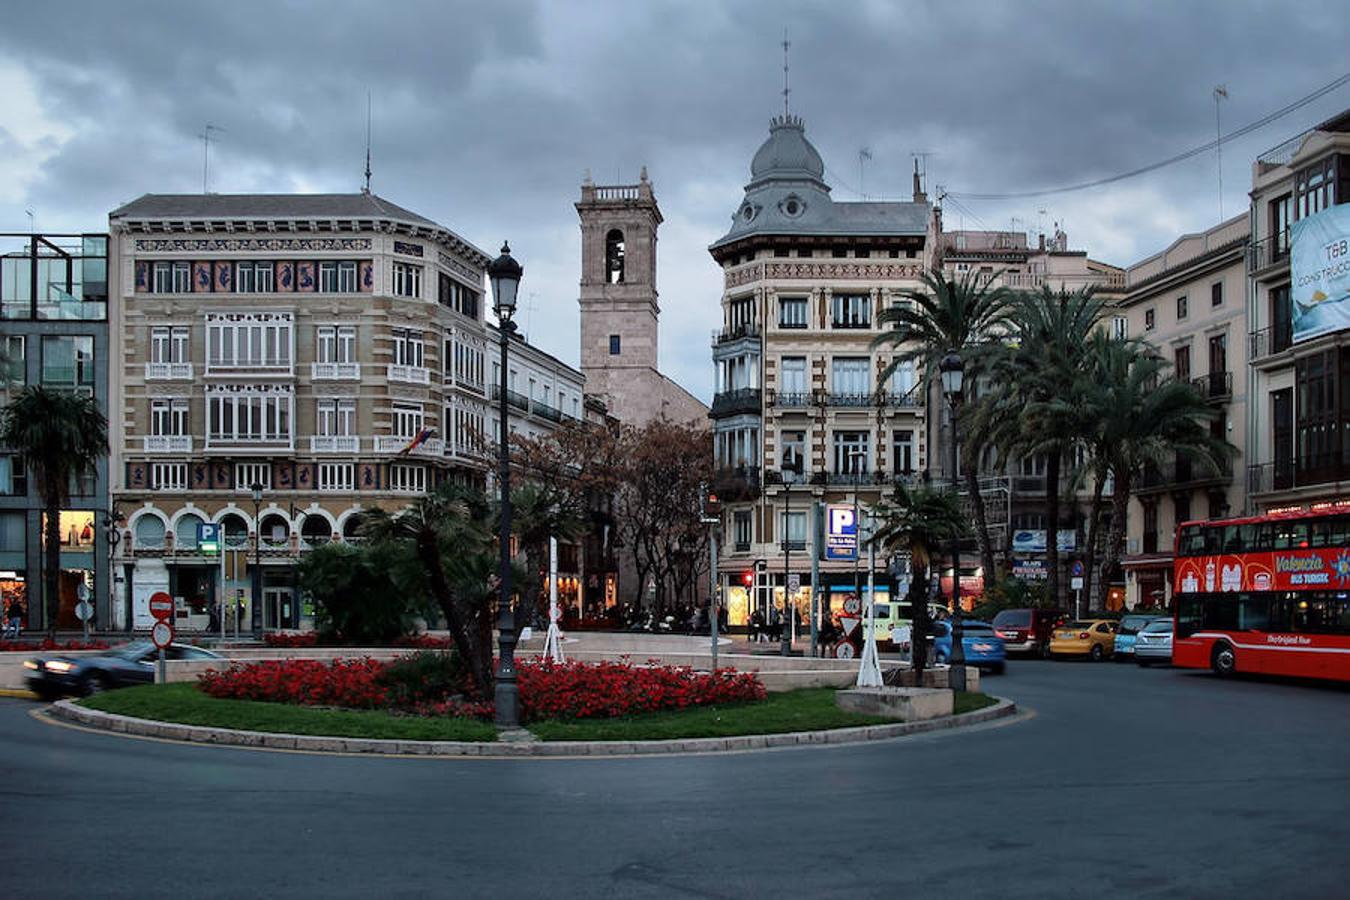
[392,634,453,649]
[518,659,765,721]
[0,638,111,653]
[199,658,387,708]
[196,656,766,722]
[260,632,452,649]
[261,632,320,648]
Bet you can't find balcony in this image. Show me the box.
[1249,325,1293,363]
[880,387,924,409]
[1191,371,1232,402]
[1137,457,1234,495]
[488,384,531,412]
[312,362,361,380]
[309,435,361,454]
[143,435,193,453]
[710,387,761,418]
[825,392,874,408]
[386,364,430,385]
[810,470,905,487]
[1248,454,1350,495]
[765,389,810,409]
[374,434,445,457]
[530,399,563,423]
[712,466,761,502]
[145,362,193,380]
[1247,233,1290,278]
[710,323,761,347]
[205,358,292,378]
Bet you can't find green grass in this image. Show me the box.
[77,684,998,745]
[79,683,498,742]
[954,691,998,715]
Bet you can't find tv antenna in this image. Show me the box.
[857,148,872,199]
[363,92,373,193]
[1213,85,1228,219]
[781,27,791,117]
[199,124,224,193]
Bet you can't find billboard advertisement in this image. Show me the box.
[1173,547,1350,594]
[825,504,858,561]
[1010,529,1076,554]
[1291,204,1350,344]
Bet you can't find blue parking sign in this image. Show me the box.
[198,522,221,553]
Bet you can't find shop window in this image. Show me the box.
[0,512,24,552]
[42,511,95,551]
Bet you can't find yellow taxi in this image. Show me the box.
[1048,619,1118,661]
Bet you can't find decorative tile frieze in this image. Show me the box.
[134,237,373,253]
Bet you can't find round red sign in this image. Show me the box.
[151,620,173,649]
[148,591,174,621]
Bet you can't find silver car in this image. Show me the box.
[1134,619,1173,666]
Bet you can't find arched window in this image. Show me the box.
[342,513,366,543]
[260,513,290,547]
[605,229,625,284]
[221,513,249,549]
[301,514,334,547]
[133,515,165,549]
[175,513,204,550]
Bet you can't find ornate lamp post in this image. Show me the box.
[780,452,802,656]
[250,482,263,634]
[939,351,967,693]
[489,242,523,728]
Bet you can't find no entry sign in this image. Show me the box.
[148,591,174,621]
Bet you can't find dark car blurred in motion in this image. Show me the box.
[24,640,221,698]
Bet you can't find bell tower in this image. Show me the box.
[576,168,662,417]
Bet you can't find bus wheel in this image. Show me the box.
[1211,642,1237,677]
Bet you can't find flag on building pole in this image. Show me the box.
[399,427,435,456]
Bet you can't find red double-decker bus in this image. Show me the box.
[1172,504,1350,682]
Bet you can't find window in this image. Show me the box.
[318,463,354,492]
[1270,193,1292,255]
[1176,295,1188,320]
[151,326,190,365]
[609,334,621,355]
[831,293,870,328]
[1173,494,1191,528]
[779,357,807,395]
[833,431,870,474]
[389,463,426,493]
[779,297,808,328]
[1112,316,1128,340]
[831,357,871,397]
[40,336,94,390]
[1208,333,1227,375]
[715,425,760,468]
[1174,345,1190,381]
[338,261,357,293]
[1142,502,1158,554]
[733,510,752,551]
[2,335,23,386]
[1211,281,1223,308]
[605,229,625,283]
[780,431,805,475]
[892,430,915,474]
[152,262,171,293]
[236,262,274,293]
[889,360,916,397]
[1295,156,1335,220]
[150,399,189,436]
[172,262,191,293]
[206,313,292,369]
[782,511,807,550]
[150,463,187,491]
[392,262,422,298]
[0,456,27,496]
[317,326,358,365]
[206,386,293,446]
[391,329,424,368]
[392,402,424,439]
[319,261,338,293]
[1145,308,1155,331]
[317,399,356,436]
[236,463,271,491]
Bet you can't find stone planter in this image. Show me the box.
[835,687,954,722]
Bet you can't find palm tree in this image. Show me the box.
[872,270,1012,593]
[0,387,107,637]
[360,482,501,696]
[509,481,587,625]
[870,479,967,675]
[981,286,1105,608]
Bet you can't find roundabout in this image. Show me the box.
[4,660,1349,898]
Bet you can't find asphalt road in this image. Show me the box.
[2,659,1348,899]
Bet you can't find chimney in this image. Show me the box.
[1038,233,1046,251]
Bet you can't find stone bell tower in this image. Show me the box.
[576,167,664,422]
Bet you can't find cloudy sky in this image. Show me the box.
[2,1,1347,401]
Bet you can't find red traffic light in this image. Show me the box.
[741,570,754,587]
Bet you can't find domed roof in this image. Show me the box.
[749,115,826,188]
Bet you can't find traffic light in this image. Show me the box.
[702,488,722,519]
[741,570,754,588]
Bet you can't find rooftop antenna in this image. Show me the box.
[912,152,932,201]
[1213,85,1228,220]
[858,147,872,199]
[199,124,223,193]
[522,291,538,341]
[24,209,35,235]
[363,92,373,194]
[781,27,791,117]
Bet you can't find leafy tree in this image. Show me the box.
[870,480,968,675]
[510,480,587,625]
[0,387,107,636]
[299,541,427,644]
[873,270,1012,594]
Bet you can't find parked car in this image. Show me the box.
[1048,619,1117,661]
[1112,613,1169,661]
[24,640,222,698]
[992,607,1069,656]
[930,619,1007,674]
[1134,619,1174,666]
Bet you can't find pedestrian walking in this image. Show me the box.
[4,595,23,639]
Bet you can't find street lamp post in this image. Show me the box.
[489,242,523,729]
[250,482,263,634]
[780,453,802,656]
[939,351,967,693]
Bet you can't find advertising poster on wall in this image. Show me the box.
[1291,204,1350,343]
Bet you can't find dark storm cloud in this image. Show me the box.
[2,0,1347,399]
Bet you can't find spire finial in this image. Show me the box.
[363,91,373,193]
[781,27,791,118]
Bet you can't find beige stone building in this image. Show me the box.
[1117,214,1249,608]
[1245,110,1350,511]
[576,172,707,428]
[708,115,937,627]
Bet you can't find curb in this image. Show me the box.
[45,697,1020,758]
[0,688,37,700]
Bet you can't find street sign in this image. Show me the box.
[1071,576,1085,590]
[842,596,862,616]
[198,522,221,555]
[75,601,93,622]
[151,619,173,649]
[148,591,174,621]
[1070,560,1085,577]
[787,574,801,594]
[76,582,90,602]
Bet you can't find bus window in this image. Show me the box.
[1328,516,1350,547]
[1221,525,1243,552]
[1237,594,1272,631]
[1309,521,1331,548]
[1273,522,1296,550]
[1203,595,1239,630]
[1204,527,1222,554]
[1177,525,1205,556]
[1254,523,1274,551]
[1177,596,1202,638]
